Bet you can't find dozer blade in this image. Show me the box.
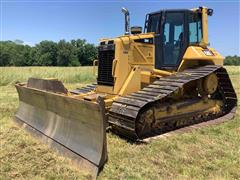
[14,78,107,175]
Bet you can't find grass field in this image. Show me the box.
[0,66,239,179]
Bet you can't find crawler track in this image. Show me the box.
[108,65,237,140]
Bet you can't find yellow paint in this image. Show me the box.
[93,59,98,76]
[96,85,114,94]
[100,33,155,95]
[183,46,223,61]
[153,69,173,76]
[154,99,222,120]
[119,66,141,96]
[178,46,224,71]
[200,7,209,48]
[141,71,152,84]
[133,44,149,62]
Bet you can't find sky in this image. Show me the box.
[1,0,239,56]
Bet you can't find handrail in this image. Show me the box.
[93,59,98,76]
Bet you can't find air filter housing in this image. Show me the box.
[131,26,142,34]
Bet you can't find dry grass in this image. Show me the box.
[0,66,239,179]
[0,66,95,86]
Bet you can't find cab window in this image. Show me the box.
[147,14,161,33]
[189,12,202,43]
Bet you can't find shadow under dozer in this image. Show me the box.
[14,78,107,177]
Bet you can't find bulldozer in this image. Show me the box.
[15,7,237,175]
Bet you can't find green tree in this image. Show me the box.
[81,43,97,66]
[0,39,98,66]
[0,41,31,66]
[0,42,11,66]
[224,55,240,65]
[8,42,26,66]
[35,41,58,66]
[71,39,97,66]
[57,40,79,66]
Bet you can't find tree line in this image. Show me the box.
[0,40,239,66]
[0,39,97,66]
[224,55,240,66]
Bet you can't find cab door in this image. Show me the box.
[155,11,187,70]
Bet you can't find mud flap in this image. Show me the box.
[15,80,107,175]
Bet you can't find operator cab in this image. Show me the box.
[145,9,203,70]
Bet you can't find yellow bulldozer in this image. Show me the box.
[15,7,237,174]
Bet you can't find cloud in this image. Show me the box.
[23,41,35,47]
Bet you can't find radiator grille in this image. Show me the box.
[97,45,115,86]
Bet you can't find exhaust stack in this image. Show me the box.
[121,7,130,35]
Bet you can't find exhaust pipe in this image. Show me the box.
[121,7,130,35]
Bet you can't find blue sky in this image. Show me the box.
[1,0,239,56]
